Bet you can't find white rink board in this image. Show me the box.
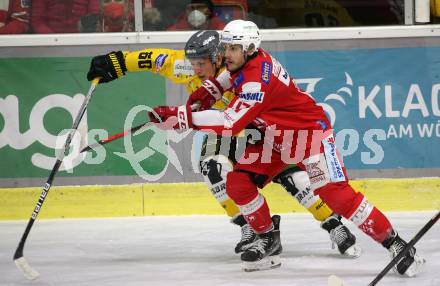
[1,212,439,286]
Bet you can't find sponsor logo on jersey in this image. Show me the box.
[260,61,272,84]
[21,0,30,8]
[233,72,244,87]
[173,59,194,76]
[155,54,168,72]
[238,91,264,102]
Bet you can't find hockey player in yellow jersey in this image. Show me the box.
[86,30,361,262]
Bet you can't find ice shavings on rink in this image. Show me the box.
[1,212,439,286]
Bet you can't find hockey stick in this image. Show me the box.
[13,78,100,280]
[80,122,150,153]
[367,210,439,285]
[80,103,201,153]
[328,210,440,286]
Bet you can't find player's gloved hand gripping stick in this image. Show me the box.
[81,103,201,153]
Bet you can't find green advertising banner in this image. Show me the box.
[0,57,168,179]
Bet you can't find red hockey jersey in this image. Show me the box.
[0,0,29,34]
[193,48,330,137]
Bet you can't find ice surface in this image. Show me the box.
[1,212,439,286]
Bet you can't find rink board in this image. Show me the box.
[1,178,439,220]
[1,29,440,188]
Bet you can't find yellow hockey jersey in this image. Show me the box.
[123,48,233,110]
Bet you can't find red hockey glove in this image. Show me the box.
[187,77,224,111]
[148,105,193,130]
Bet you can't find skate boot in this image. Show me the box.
[382,231,425,277]
[321,214,361,258]
[231,215,257,253]
[241,215,282,272]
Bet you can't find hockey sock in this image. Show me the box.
[316,182,392,243]
[238,194,273,234]
[227,171,273,233]
[348,197,393,243]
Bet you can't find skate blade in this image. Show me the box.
[342,244,362,259]
[242,255,281,272]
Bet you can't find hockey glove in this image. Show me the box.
[87,51,127,83]
[187,77,224,111]
[148,105,193,130]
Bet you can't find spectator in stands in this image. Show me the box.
[0,0,30,34]
[143,0,187,31]
[100,0,134,32]
[167,0,225,31]
[142,0,163,30]
[246,0,403,28]
[31,0,100,33]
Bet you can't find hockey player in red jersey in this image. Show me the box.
[0,0,29,34]
[149,19,425,274]
[86,28,361,267]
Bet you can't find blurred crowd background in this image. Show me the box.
[0,0,439,35]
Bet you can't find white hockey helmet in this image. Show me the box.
[221,20,261,53]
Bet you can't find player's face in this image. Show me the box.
[224,44,246,72]
[189,58,216,81]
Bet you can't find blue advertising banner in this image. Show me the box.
[272,47,440,170]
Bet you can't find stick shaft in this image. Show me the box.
[368,210,440,286]
[81,122,147,153]
[80,103,200,153]
[13,79,99,260]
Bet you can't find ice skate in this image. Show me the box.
[232,215,257,253]
[235,224,257,253]
[241,215,282,272]
[321,214,361,258]
[384,232,425,277]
